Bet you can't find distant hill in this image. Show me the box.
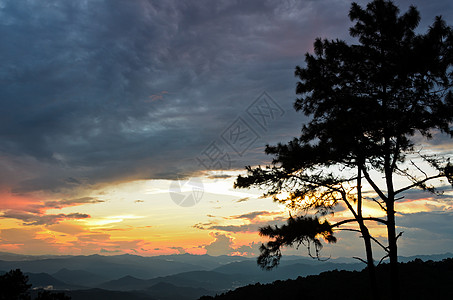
[0,252,73,262]
[98,270,252,291]
[0,254,211,280]
[97,275,149,291]
[155,253,252,269]
[212,260,363,283]
[26,272,83,290]
[52,268,109,287]
[201,258,453,300]
[398,252,453,263]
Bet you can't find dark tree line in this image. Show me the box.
[235,1,453,299]
[200,258,453,300]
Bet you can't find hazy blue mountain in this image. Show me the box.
[97,275,149,290]
[52,268,109,287]
[25,272,82,290]
[398,252,453,263]
[155,253,251,269]
[0,252,72,262]
[212,260,364,283]
[99,270,252,292]
[0,254,207,279]
[280,255,358,264]
[146,270,252,291]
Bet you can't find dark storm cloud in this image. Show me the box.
[1,0,452,194]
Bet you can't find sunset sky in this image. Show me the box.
[1,0,453,260]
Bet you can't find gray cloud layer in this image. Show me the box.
[1,0,452,194]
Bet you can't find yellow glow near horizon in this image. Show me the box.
[0,172,283,256]
[1,166,451,257]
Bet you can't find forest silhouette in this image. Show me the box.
[201,258,453,300]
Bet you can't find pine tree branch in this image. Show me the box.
[331,217,387,228]
[353,256,367,264]
[411,160,428,178]
[394,174,445,195]
[371,197,387,212]
[335,228,361,233]
[333,224,389,253]
[340,192,359,221]
[362,166,388,202]
[378,254,390,266]
[369,235,389,253]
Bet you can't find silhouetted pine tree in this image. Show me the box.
[0,269,71,300]
[235,1,453,299]
[0,269,31,300]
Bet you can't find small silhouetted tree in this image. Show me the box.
[235,1,453,299]
[0,269,31,300]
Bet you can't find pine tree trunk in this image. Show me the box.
[383,126,399,300]
[357,163,379,300]
[387,200,399,300]
[362,227,379,300]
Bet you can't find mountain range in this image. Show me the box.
[0,252,451,300]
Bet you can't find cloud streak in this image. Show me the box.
[0,210,90,226]
[195,211,287,233]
